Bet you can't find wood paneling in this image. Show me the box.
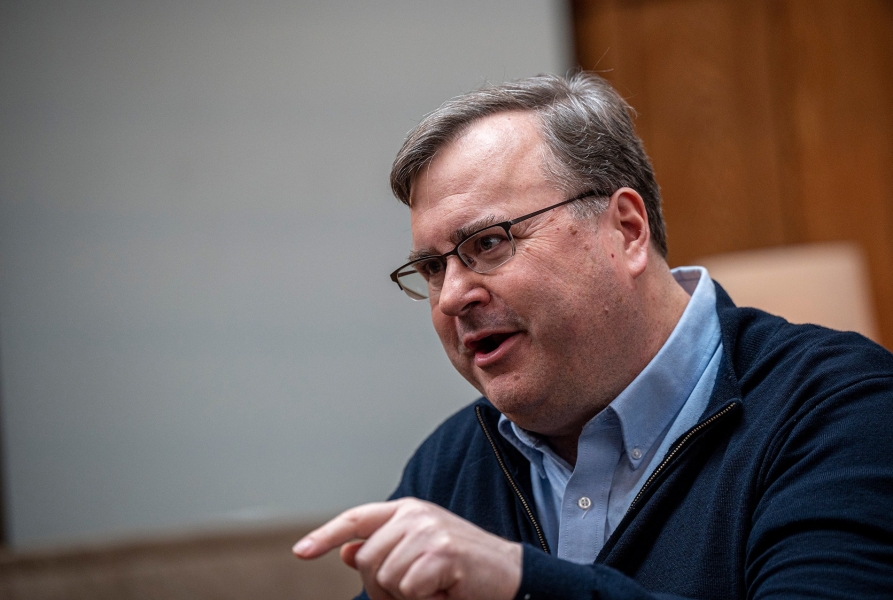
[573,0,893,347]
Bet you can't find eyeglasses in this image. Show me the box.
[390,189,607,300]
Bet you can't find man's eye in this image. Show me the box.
[415,259,444,279]
[475,234,507,253]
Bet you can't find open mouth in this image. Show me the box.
[471,332,516,355]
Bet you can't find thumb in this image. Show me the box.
[339,540,364,569]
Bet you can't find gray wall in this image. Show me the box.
[0,1,571,548]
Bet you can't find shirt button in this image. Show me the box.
[577,496,591,510]
[631,447,643,460]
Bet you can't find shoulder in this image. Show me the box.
[423,400,495,459]
[715,284,893,397]
[712,287,893,461]
[713,291,893,482]
[732,310,892,396]
[733,314,893,450]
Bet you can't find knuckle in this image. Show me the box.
[375,570,400,596]
[343,508,364,526]
[398,577,421,598]
[431,531,455,557]
[400,497,426,515]
[417,513,438,529]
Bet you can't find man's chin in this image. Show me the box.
[480,380,545,420]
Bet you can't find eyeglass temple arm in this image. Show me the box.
[507,189,604,226]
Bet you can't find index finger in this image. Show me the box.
[292,501,400,559]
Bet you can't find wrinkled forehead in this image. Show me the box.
[408,192,512,258]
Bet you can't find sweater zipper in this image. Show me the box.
[475,405,550,554]
[623,401,739,520]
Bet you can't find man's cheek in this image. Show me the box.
[431,317,460,357]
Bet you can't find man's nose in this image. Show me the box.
[435,256,490,316]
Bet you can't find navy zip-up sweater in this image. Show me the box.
[362,287,893,599]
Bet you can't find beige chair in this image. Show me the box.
[697,241,879,342]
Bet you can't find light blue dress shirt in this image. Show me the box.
[497,266,723,564]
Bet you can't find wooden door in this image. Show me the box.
[572,0,893,348]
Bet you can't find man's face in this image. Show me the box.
[409,111,637,436]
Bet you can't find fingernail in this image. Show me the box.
[292,538,313,556]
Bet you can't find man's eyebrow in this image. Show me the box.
[406,215,505,263]
[450,215,502,245]
[407,247,437,262]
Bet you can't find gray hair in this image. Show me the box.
[390,72,667,257]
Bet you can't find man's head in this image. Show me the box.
[391,72,667,257]
[390,74,687,445]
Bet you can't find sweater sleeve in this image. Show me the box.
[742,374,893,597]
[516,546,688,600]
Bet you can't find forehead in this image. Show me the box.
[408,111,553,247]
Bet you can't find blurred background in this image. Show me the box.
[0,0,891,597]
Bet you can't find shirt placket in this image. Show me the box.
[557,410,622,564]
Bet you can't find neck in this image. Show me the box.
[548,429,582,466]
[546,261,691,467]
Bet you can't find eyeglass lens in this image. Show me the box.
[397,224,516,299]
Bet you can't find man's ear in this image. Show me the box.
[611,187,651,278]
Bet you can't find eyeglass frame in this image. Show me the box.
[389,188,610,300]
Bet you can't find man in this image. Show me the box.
[294,73,893,599]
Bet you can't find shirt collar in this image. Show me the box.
[608,266,719,467]
[497,414,549,478]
